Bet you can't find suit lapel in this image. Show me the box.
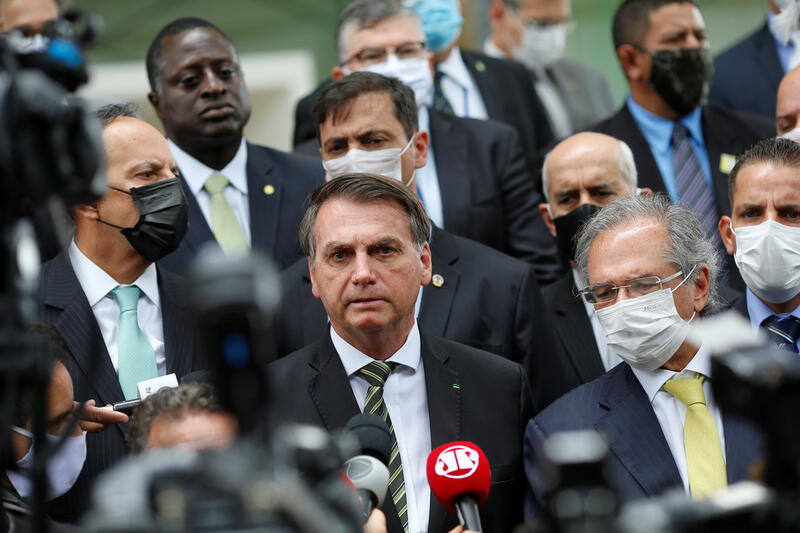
[551,276,605,382]
[178,174,218,253]
[604,106,664,192]
[723,414,763,484]
[595,365,682,496]
[701,107,738,215]
[418,227,460,337]
[307,332,361,432]
[460,51,499,118]
[246,144,281,257]
[421,334,460,533]
[429,111,471,233]
[157,268,194,378]
[753,23,784,96]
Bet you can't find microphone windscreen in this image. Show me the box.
[426,441,491,514]
[345,413,392,465]
[344,455,390,507]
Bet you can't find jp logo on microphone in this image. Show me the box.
[434,444,480,479]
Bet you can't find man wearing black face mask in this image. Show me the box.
[537,132,645,397]
[35,103,200,523]
[588,0,772,289]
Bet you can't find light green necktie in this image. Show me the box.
[111,285,158,400]
[662,373,727,499]
[204,172,249,255]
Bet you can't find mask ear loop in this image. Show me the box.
[671,263,698,293]
[401,134,417,189]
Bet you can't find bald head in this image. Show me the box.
[0,0,58,35]
[776,65,800,137]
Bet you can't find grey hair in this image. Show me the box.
[94,102,140,128]
[298,173,430,264]
[335,0,423,63]
[574,193,720,316]
[541,137,637,203]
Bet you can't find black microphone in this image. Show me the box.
[344,413,392,523]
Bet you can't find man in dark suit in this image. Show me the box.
[269,174,534,533]
[708,3,786,119]
[145,17,323,274]
[588,0,773,288]
[524,194,762,517]
[36,104,199,522]
[277,71,563,410]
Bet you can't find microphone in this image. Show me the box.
[426,441,491,533]
[344,414,392,523]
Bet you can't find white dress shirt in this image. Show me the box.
[630,345,727,495]
[331,322,431,533]
[572,269,622,371]
[416,107,444,229]
[69,240,166,375]
[168,137,252,246]
[436,46,489,120]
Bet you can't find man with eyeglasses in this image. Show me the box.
[484,0,616,136]
[523,193,762,517]
[294,0,563,284]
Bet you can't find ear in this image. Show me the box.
[308,256,321,299]
[617,44,647,81]
[419,241,432,286]
[638,187,653,196]
[691,263,710,314]
[332,66,345,82]
[147,91,163,121]
[75,202,99,221]
[413,130,429,169]
[539,203,557,238]
[488,0,506,28]
[428,52,436,77]
[718,215,736,256]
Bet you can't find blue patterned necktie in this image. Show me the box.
[762,314,800,353]
[111,285,158,399]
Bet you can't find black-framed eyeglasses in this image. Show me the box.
[579,270,685,305]
[340,40,427,67]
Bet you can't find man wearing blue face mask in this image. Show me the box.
[523,194,763,517]
[719,138,800,352]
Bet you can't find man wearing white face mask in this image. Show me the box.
[523,193,763,517]
[719,137,800,352]
[485,0,616,136]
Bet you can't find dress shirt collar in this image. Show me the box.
[746,287,800,332]
[631,343,712,404]
[482,38,505,60]
[768,10,796,50]
[436,46,472,90]
[418,105,430,136]
[168,137,248,196]
[331,321,422,377]
[69,239,160,309]
[626,94,704,155]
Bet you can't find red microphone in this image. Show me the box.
[426,441,491,532]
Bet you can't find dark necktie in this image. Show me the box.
[433,70,455,115]
[671,124,722,251]
[358,361,408,532]
[761,314,800,353]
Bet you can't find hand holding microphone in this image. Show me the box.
[427,441,491,533]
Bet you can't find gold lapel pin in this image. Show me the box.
[719,154,736,175]
[432,274,444,287]
[475,61,486,73]
[264,184,275,195]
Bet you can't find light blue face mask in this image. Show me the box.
[405,0,463,53]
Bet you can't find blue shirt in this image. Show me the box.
[768,11,793,74]
[746,288,800,351]
[625,95,714,203]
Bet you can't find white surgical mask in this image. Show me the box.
[780,127,800,143]
[7,425,88,500]
[359,55,434,108]
[323,136,416,188]
[512,23,568,70]
[595,267,696,371]
[731,220,800,304]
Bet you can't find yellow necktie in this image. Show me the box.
[204,172,249,255]
[662,373,727,499]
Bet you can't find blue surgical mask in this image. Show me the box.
[405,0,463,53]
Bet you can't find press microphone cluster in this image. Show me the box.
[427,441,492,533]
[343,413,393,523]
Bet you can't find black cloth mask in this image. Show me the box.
[646,46,714,117]
[553,203,602,262]
[99,178,188,262]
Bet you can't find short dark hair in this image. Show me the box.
[127,382,227,454]
[14,323,69,427]
[729,137,800,207]
[146,17,233,92]
[298,173,430,263]
[313,71,418,144]
[612,0,698,50]
[335,0,420,63]
[94,102,140,128]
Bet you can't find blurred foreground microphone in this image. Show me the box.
[344,414,392,523]
[188,246,280,434]
[427,441,491,532]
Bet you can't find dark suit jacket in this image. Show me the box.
[159,142,324,275]
[268,331,534,533]
[275,225,563,411]
[292,49,554,158]
[708,22,783,119]
[523,363,763,518]
[36,252,199,522]
[294,109,563,284]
